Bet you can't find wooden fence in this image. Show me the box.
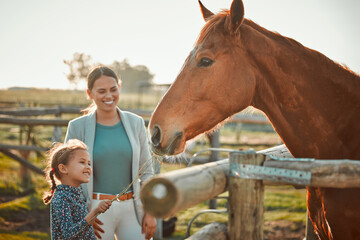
[0,107,152,178]
[140,146,360,240]
[0,106,272,173]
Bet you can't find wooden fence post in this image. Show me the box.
[52,112,63,142]
[228,151,265,240]
[208,131,220,209]
[19,126,33,188]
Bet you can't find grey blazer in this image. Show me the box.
[64,107,154,224]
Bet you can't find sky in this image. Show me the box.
[0,0,359,89]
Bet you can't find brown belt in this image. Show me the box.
[92,192,133,201]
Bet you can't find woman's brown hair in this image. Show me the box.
[43,139,88,204]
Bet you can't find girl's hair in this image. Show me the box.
[43,139,88,204]
[82,65,122,115]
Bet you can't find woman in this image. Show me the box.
[65,66,156,240]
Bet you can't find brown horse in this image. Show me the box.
[149,0,360,239]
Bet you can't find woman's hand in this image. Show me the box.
[142,212,157,240]
[93,218,104,239]
[86,200,111,239]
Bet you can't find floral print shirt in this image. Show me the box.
[50,185,95,240]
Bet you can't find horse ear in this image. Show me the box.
[198,0,214,22]
[230,0,244,33]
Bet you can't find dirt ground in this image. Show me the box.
[264,220,305,240]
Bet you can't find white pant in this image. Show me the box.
[91,199,146,240]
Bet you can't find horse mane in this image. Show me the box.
[244,18,360,81]
[196,10,229,44]
[197,10,305,49]
[243,19,305,49]
[197,11,360,77]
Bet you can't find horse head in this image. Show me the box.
[149,0,256,155]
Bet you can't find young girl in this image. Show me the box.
[43,139,112,240]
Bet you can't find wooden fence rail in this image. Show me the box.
[0,148,44,175]
[0,106,270,177]
[0,106,82,116]
[0,106,153,118]
[140,147,360,239]
[0,117,70,126]
[141,152,360,218]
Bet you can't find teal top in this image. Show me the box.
[93,121,133,194]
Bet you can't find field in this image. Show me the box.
[0,88,307,239]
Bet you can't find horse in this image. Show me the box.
[148,0,360,239]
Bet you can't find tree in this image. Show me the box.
[110,59,154,93]
[63,53,92,89]
[64,53,154,92]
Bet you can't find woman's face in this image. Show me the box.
[87,75,120,113]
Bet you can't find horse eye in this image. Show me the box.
[197,57,214,67]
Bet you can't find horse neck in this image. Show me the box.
[242,20,360,159]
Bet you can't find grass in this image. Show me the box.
[0,231,49,240]
[264,186,307,223]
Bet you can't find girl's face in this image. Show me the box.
[59,149,91,187]
[87,75,120,114]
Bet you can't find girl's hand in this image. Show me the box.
[96,200,112,213]
[142,212,157,240]
[85,201,111,228]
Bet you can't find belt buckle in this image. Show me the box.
[116,192,131,202]
[116,193,125,202]
[95,193,100,200]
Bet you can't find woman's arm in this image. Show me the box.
[138,118,154,183]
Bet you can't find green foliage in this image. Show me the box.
[0,192,46,220]
[0,181,25,196]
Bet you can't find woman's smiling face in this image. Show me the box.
[87,75,120,113]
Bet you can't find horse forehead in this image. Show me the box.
[194,38,232,57]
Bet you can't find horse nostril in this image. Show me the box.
[151,126,161,148]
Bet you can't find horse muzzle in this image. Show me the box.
[150,125,184,156]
